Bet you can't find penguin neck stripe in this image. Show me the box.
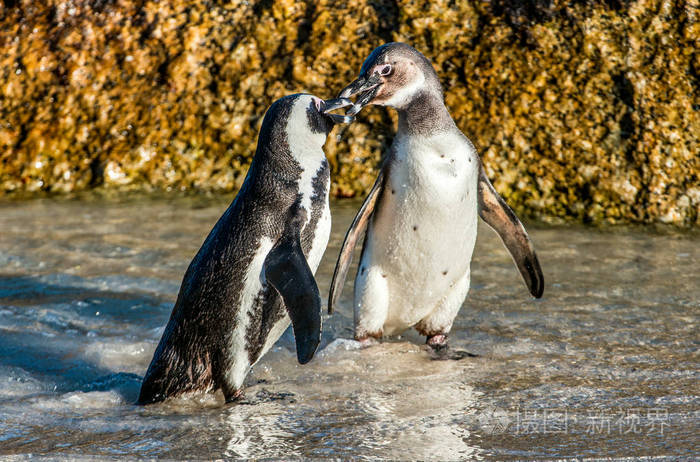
[286,98,328,219]
[397,90,454,136]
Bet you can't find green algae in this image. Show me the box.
[0,0,698,225]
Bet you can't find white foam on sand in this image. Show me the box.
[317,338,364,357]
[0,366,44,397]
[82,339,155,375]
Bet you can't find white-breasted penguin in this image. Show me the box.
[138,94,353,404]
[328,43,544,354]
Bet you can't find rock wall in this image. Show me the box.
[1,0,698,225]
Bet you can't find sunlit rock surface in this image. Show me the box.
[1,0,698,225]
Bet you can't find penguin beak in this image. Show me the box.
[338,73,382,116]
[321,97,355,124]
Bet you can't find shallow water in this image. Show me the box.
[0,195,697,460]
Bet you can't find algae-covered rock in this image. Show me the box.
[0,0,698,225]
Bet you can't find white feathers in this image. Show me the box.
[285,93,333,281]
[355,131,480,336]
[353,253,390,339]
[257,315,292,365]
[383,68,425,109]
[286,96,328,219]
[307,199,332,273]
[226,236,274,391]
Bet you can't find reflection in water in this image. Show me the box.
[224,343,483,460]
[0,195,697,459]
[224,402,293,459]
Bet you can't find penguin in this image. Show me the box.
[138,94,354,404]
[328,43,544,354]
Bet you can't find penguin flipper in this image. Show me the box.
[264,212,322,364]
[477,163,545,298]
[328,167,386,314]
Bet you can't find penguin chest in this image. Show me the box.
[367,134,479,327]
[303,194,332,274]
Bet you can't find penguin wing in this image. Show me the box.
[263,210,322,364]
[477,162,545,298]
[328,166,386,314]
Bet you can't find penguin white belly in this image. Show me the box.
[227,236,275,389]
[356,134,479,336]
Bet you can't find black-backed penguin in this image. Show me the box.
[328,43,544,353]
[138,94,353,404]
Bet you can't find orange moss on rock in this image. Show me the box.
[0,0,698,225]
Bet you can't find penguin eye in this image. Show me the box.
[379,64,392,76]
[312,97,324,112]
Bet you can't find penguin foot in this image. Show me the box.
[255,388,296,403]
[354,336,380,348]
[223,388,245,404]
[233,389,296,405]
[426,334,479,361]
[428,347,479,361]
[426,333,449,350]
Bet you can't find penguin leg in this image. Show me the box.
[223,385,245,404]
[416,271,478,360]
[354,264,389,343]
[426,333,449,350]
[415,270,471,341]
[217,353,249,404]
[356,336,381,348]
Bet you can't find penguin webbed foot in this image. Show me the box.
[354,336,381,349]
[229,389,296,406]
[223,387,245,404]
[426,333,448,349]
[425,334,479,361]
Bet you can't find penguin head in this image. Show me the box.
[302,95,356,135]
[338,43,442,116]
[256,94,354,159]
